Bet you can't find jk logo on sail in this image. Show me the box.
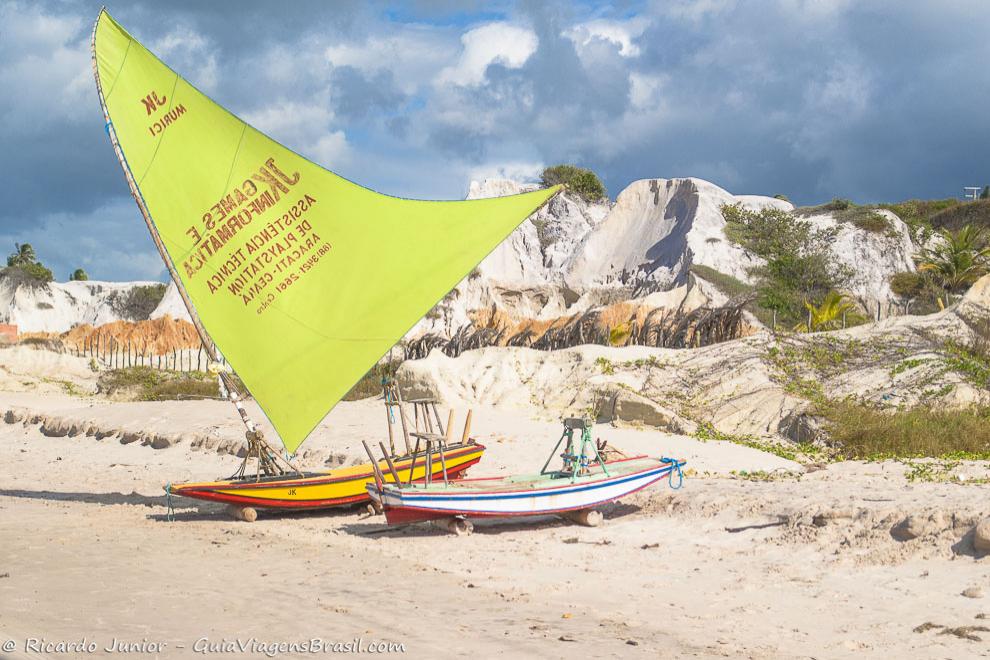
[140,90,188,137]
[141,91,167,114]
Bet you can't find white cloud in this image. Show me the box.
[325,27,455,95]
[242,99,349,168]
[662,0,738,22]
[309,131,350,169]
[242,100,334,141]
[564,18,649,58]
[151,26,219,92]
[436,23,538,87]
[466,160,544,186]
[629,72,667,109]
[0,4,91,131]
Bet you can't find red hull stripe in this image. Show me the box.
[180,444,484,493]
[382,471,668,524]
[177,457,481,510]
[388,461,668,499]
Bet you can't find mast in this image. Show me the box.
[90,11,298,478]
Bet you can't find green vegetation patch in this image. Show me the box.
[3,243,53,286]
[343,361,400,401]
[97,366,220,401]
[793,199,896,235]
[815,399,990,460]
[929,199,990,233]
[721,203,852,327]
[693,421,830,463]
[2,262,54,286]
[689,264,775,327]
[119,284,167,319]
[594,356,615,375]
[540,164,607,203]
[689,264,753,299]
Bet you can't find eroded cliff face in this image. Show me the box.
[411,176,915,341]
[0,277,166,333]
[399,274,990,441]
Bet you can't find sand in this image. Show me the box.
[1,390,990,659]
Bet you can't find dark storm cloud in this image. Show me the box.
[330,65,406,122]
[2,0,989,281]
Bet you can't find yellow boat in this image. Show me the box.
[169,441,484,510]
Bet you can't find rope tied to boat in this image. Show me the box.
[661,457,684,490]
[163,483,175,522]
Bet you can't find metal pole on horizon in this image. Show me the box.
[89,13,298,477]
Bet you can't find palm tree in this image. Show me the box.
[915,225,990,307]
[793,290,856,332]
[6,243,36,268]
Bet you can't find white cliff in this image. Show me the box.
[0,277,164,334]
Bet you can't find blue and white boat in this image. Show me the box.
[366,418,685,532]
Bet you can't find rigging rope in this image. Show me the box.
[661,457,684,490]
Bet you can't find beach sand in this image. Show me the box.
[1,392,989,658]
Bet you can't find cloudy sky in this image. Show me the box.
[2,0,988,282]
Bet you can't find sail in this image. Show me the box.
[91,10,560,453]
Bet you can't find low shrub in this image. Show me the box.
[851,211,893,234]
[120,284,167,319]
[343,361,400,401]
[816,399,990,459]
[97,366,219,401]
[929,199,990,233]
[2,263,54,286]
[540,164,607,203]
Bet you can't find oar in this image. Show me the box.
[379,442,401,485]
[461,409,473,444]
[361,440,384,490]
[406,436,421,486]
[395,386,413,454]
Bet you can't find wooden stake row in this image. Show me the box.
[65,336,227,373]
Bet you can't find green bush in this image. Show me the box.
[343,361,399,401]
[70,268,89,281]
[816,399,990,459]
[851,211,893,234]
[929,199,990,233]
[721,203,851,326]
[540,164,607,203]
[2,242,53,285]
[2,262,54,286]
[6,243,36,268]
[879,198,959,244]
[117,284,167,319]
[889,271,925,298]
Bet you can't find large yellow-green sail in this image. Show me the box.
[92,10,559,453]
